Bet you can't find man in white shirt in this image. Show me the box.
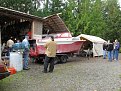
[22,35,30,70]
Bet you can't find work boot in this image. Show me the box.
[42,70,47,73]
[23,67,30,70]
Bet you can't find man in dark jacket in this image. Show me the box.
[107,40,113,62]
[103,42,107,59]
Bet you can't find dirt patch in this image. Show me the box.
[0,55,121,91]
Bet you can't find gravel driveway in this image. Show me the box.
[0,55,121,91]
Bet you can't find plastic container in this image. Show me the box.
[10,52,23,71]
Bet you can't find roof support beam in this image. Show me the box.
[0,12,32,21]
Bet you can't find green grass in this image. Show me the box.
[119,48,121,53]
[0,71,25,84]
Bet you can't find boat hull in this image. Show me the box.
[30,40,84,56]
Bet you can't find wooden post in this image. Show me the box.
[0,26,1,60]
[31,21,34,39]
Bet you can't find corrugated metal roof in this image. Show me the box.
[43,14,70,33]
[0,7,42,21]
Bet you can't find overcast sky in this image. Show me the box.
[119,0,121,5]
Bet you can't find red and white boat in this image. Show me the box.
[29,14,85,63]
[29,32,85,64]
[35,32,85,55]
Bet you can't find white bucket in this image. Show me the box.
[10,52,23,71]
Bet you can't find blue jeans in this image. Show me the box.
[103,50,106,59]
[113,49,115,60]
[108,51,112,62]
[23,52,29,69]
[114,50,119,61]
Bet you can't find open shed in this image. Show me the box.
[0,7,44,59]
[77,34,106,57]
[0,7,70,59]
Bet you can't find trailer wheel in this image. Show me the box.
[54,56,60,64]
[60,55,68,63]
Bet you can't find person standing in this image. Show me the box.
[7,37,14,56]
[103,42,107,59]
[113,39,120,61]
[43,36,57,73]
[107,40,113,62]
[22,35,30,70]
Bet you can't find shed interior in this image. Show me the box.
[0,11,32,43]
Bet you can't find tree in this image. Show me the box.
[61,0,77,36]
[33,0,66,17]
[103,0,121,42]
[0,0,37,14]
[62,0,106,37]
